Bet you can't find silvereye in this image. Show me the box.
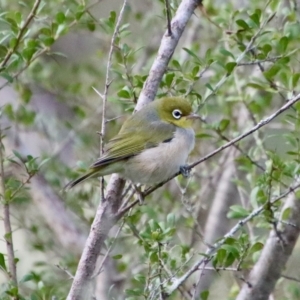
[66,97,198,188]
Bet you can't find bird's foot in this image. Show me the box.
[134,185,144,205]
[180,165,190,178]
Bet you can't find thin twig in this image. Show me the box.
[0,127,18,288]
[0,0,42,69]
[165,0,172,36]
[99,0,127,200]
[201,7,274,105]
[165,180,300,296]
[92,220,125,278]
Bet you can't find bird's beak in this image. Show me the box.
[186,112,200,120]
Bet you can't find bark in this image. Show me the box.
[236,193,300,300]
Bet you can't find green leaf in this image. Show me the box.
[12,150,24,161]
[20,273,34,283]
[225,62,237,74]
[218,119,230,132]
[261,44,272,56]
[279,36,289,53]
[227,205,249,219]
[112,254,122,260]
[0,253,7,271]
[171,59,181,70]
[220,48,235,59]
[224,252,236,267]
[236,19,250,30]
[55,12,65,24]
[205,83,214,92]
[182,47,201,62]
[281,207,291,221]
[249,12,260,27]
[87,20,96,31]
[1,72,13,83]
[0,45,7,58]
[117,89,131,99]
[109,11,116,24]
[201,290,209,300]
[264,65,280,80]
[165,72,174,87]
[216,248,226,265]
[249,242,264,254]
[221,244,240,258]
[42,36,55,46]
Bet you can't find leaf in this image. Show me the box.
[219,48,235,59]
[182,47,201,62]
[117,89,131,99]
[249,242,264,254]
[218,119,230,132]
[112,254,122,260]
[201,290,209,300]
[263,65,280,80]
[165,72,174,87]
[281,207,291,221]
[227,205,249,219]
[225,62,237,74]
[279,36,289,53]
[55,12,65,24]
[222,244,240,258]
[249,12,260,27]
[236,19,250,30]
[292,73,300,88]
[20,273,34,282]
[0,253,7,272]
[205,83,214,92]
[12,150,24,162]
[87,20,96,31]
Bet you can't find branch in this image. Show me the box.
[135,0,203,110]
[0,126,18,287]
[66,175,125,300]
[236,191,300,300]
[189,92,300,169]
[0,0,42,69]
[165,181,300,296]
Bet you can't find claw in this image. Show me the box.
[180,165,190,178]
[134,185,144,205]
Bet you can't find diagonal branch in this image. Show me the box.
[0,0,42,69]
[165,180,300,297]
[135,0,203,110]
[236,192,300,300]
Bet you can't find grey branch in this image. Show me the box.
[165,181,300,296]
[236,193,300,300]
[135,0,202,110]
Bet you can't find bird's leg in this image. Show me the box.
[133,184,144,205]
[180,165,191,178]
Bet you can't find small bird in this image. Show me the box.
[66,97,198,189]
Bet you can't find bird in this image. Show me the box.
[65,96,198,189]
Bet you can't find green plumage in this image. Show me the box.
[66,97,195,189]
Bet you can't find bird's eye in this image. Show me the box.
[172,109,182,119]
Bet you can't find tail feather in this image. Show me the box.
[64,170,96,190]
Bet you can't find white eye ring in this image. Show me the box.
[172,109,182,119]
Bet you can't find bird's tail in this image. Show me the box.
[64,170,97,190]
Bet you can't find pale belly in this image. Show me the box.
[120,127,195,184]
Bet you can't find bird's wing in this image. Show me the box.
[91,121,175,168]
